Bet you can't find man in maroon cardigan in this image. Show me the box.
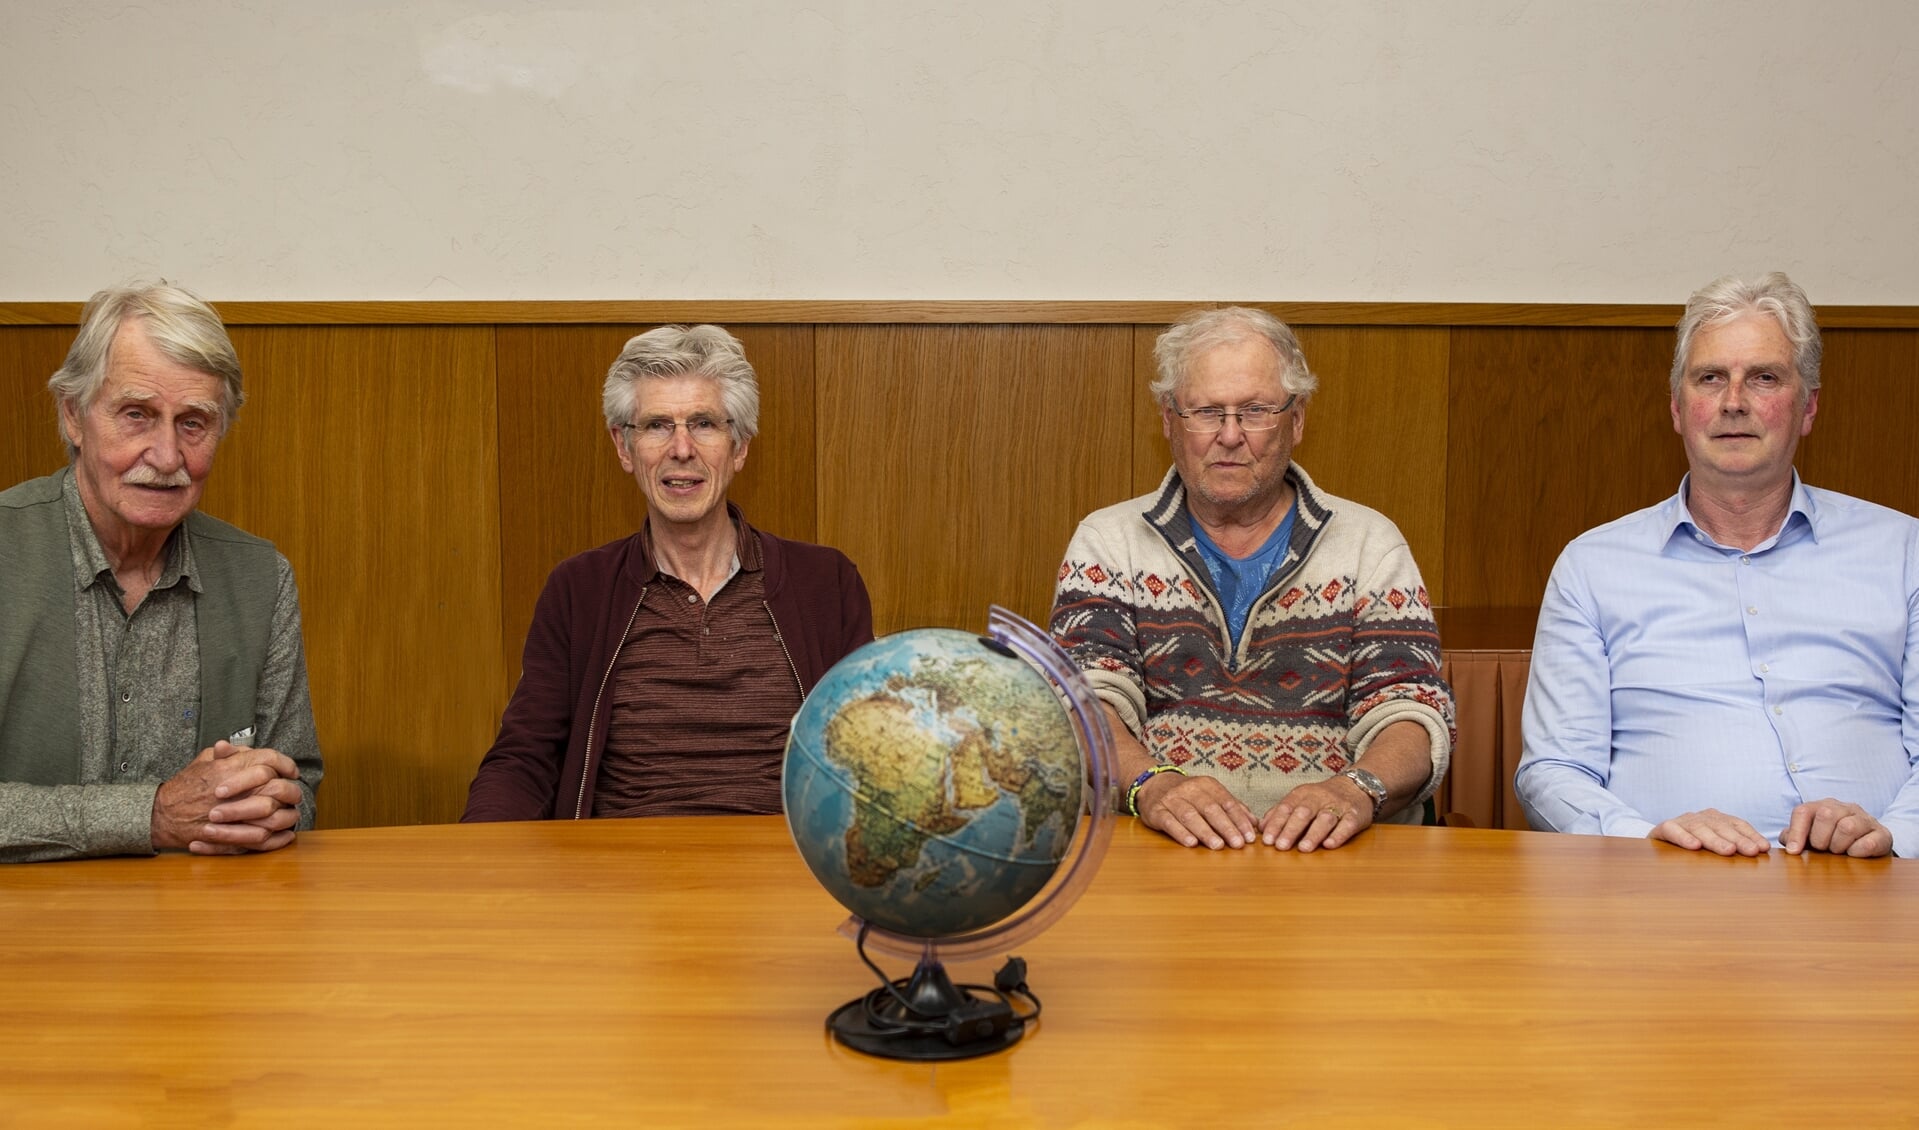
[463,326,873,822]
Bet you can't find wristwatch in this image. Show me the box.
[1339,767,1388,819]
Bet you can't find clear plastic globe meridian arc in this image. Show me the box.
[782,612,1116,947]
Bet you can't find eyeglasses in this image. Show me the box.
[621,415,734,448]
[1173,394,1298,433]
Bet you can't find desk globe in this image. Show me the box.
[783,608,1117,1060]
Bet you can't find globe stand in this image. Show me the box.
[787,607,1119,1064]
[826,948,1025,1061]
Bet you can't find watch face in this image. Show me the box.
[1347,768,1387,804]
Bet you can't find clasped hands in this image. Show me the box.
[1137,771,1373,852]
[151,740,304,855]
[1650,798,1892,858]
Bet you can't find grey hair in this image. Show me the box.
[48,281,244,456]
[1671,272,1822,394]
[601,324,760,443]
[1150,306,1319,409]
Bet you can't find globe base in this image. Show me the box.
[826,957,1026,1061]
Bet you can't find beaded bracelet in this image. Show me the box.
[1125,764,1187,817]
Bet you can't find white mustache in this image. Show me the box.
[123,467,191,488]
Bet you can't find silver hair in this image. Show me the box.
[602,324,761,443]
[1150,306,1319,409]
[1671,272,1822,394]
[48,281,244,456]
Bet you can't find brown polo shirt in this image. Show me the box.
[593,526,803,817]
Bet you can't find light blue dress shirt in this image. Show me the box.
[1516,474,1919,858]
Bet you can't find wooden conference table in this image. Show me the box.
[4,817,1917,1126]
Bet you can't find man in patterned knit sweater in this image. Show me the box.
[1050,307,1453,851]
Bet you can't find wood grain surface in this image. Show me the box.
[0,325,72,486]
[1291,325,1451,598]
[816,324,1135,635]
[1128,323,1169,498]
[1442,327,1688,607]
[2,816,1914,1126]
[1800,329,1919,519]
[202,326,507,829]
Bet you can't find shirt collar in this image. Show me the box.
[637,507,758,585]
[1663,470,1818,553]
[60,467,199,596]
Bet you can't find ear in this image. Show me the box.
[1160,404,1176,442]
[1290,399,1307,446]
[731,435,751,473]
[59,399,83,452]
[1800,387,1819,435]
[610,424,636,473]
[1670,391,1683,437]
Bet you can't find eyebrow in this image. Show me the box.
[1687,359,1792,377]
[106,392,223,417]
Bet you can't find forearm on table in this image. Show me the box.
[1512,759,1654,838]
[1872,768,1919,858]
[0,781,158,863]
[1348,720,1433,821]
[1099,702,1160,797]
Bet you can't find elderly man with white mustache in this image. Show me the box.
[0,282,321,863]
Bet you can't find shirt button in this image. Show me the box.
[120,690,132,703]
[687,594,697,604]
[118,761,130,773]
[1773,706,1784,715]
[1747,606,1758,615]
[1760,663,1771,673]
[1788,764,1800,773]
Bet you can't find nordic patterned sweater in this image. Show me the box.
[1050,463,1454,819]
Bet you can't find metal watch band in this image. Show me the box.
[1340,767,1388,818]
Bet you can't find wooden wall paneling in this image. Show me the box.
[817,325,1135,636]
[0,327,75,487]
[1130,325,1170,497]
[1444,328,1688,607]
[205,326,505,829]
[1291,326,1451,603]
[1797,330,1919,517]
[493,324,815,690]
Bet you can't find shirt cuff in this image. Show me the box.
[87,784,162,857]
[1604,815,1658,842]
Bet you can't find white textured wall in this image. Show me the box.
[2,2,1914,303]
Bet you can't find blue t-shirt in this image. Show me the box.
[1190,502,1297,649]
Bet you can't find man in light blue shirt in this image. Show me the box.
[1517,272,1919,859]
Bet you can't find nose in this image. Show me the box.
[1214,412,1249,444]
[146,424,185,470]
[1721,376,1751,413]
[666,422,699,458]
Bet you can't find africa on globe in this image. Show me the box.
[783,628,1084,939]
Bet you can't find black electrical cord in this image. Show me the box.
[854,922,1041,1036]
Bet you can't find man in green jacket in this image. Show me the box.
[0,282,322,863]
